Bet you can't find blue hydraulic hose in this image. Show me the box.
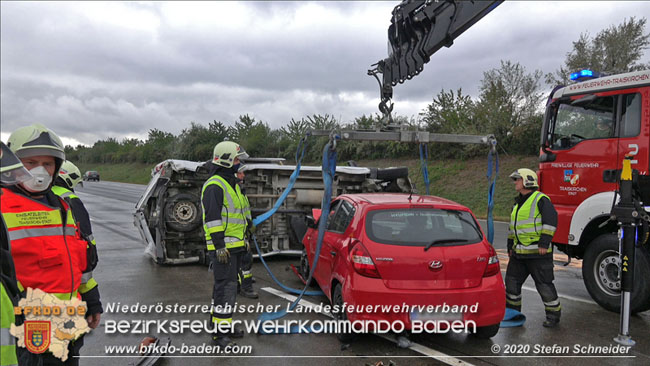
[257,140,338,334]
[486,148,499,244]
[251,234,322,296]
[419,143,430,195]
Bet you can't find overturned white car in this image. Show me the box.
[134,158,411,264]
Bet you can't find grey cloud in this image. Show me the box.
[2,1,650,146]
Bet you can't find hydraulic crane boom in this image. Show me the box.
[369,0,503,118]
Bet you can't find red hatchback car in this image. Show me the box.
[301,193,505,339]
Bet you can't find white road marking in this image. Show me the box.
[522,286,597,306]
[261,287,476,366]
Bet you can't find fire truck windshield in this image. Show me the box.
[549,95,615,149]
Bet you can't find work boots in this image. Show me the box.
[212,323,244,347]
[240,287,259,299]
[212,335,235,348]
[229,323,245,338]
[542,318,559,328]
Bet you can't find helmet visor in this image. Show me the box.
[15,147,65,160]
[509,171,522,181]
[236,146,249,161]
[1,164,33,185]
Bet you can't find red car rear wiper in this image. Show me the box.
[424,239,470,252]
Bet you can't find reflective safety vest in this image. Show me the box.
[51,186,98,294]
[201,175,247,251]
[1,283,18,366]
[242,193,252,222]
[509,191,556,255]
[1,188,87,300]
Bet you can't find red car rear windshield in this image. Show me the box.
[365,208,483,246]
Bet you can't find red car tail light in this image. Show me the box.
[350,242,381,278]
[483,244,500,277]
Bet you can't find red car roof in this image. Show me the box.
[340,193,470,210]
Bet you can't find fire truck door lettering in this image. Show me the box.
[627,144,639,164]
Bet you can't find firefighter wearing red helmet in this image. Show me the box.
[1,124,102,365]
[506,168,561,328]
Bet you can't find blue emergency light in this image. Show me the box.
[570,69,601,81]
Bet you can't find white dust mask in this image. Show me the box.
[21,166,53,193]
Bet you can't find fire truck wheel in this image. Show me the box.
[582,234,650,314]
[638,246,650,312]
[164,193,202,232]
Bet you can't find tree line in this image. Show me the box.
[65,18,649,166]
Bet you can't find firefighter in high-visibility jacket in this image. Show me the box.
[1,141,33,366]
[236,166,258,299]
[201,141,249,348]
[505,168,560,328]
[1,124,102,365]
[52,160,102,322]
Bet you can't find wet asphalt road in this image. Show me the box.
[74,181,650,366]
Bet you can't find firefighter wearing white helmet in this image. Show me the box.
[506,168,560,328]
[1,142,32,366]
[52,160,100,316]
[2,125,102,365]
[7,123,65,194]
[57,160,83,190]
[201,141,249,347]
[236,164,258,299]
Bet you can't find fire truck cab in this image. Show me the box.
[539,69,650,313]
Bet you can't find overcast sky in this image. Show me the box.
[2,1,649,147]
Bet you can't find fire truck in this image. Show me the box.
[539,70,650,313]
[369,0,650,313]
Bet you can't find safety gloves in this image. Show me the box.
[246,219,256,236]
[215,248,230,264]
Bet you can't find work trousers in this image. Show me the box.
[238,248,254,292]
[505,255,561,322]
[17,335,83,366]
[210,251,243,328]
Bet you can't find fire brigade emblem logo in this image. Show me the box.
[570,174,580,186]
[25,321,51,354]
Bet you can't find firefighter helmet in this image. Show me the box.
[212,141,249,168]
[7,124,65,160]
[509,168,538,188]
[59,160,83,189]
[0,141,32,186]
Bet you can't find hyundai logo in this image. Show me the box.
[429,260,443,270]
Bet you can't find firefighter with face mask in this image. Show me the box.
[201,141,249,347]
[1,124,101,365]
[1,141,32,366]
[505,168,561,328]
[236,165,258,299]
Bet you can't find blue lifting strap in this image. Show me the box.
[250,133,323,296]
[253,135,308,227]
[257,138,338,334]
[486,148,499,244]
[419,143,430,195]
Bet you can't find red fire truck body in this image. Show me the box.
[539,69,650,313]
